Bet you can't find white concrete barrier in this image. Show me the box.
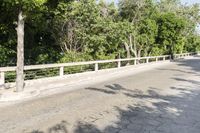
[0,52,197,91]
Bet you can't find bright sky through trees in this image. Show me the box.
[105,0,200,33]
[106,0,200,5]
[181,0,200,5]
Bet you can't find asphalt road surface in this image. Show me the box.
[0,56,200,133]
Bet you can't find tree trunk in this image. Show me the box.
[124,42,131,59]
[16,10,25,92]
[124,42,131,66]
[137,49,141,58]
[137,49,141,64]
[130,33,137,58]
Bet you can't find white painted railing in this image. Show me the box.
[0,52,197,88]
[174,52,197,59]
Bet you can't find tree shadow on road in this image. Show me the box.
[85,87,117,94]
[158,56,200,76]
[31,121,68,133]
[31,81,200,133]
[30,57,200,133]
[85,83,141,96]
[73,84,200,133]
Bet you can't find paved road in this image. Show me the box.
[0,57,200,133]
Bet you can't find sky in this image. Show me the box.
[106,0,200,5]
[181,0,200,5]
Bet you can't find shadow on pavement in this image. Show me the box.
[31,83,200,133]
[32,121,68,133]
[31,57,200,133]
[159,56,200,76]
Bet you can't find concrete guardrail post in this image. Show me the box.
[134,59,137,65]
[95,63,99,71]
[146,58,149,63]
[59,66,64,76]
[118,60,121,68]
[0,71,5,87]
[163,57,166,61]
[156,57,158,62]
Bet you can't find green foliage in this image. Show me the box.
[0,0,200,67]
[156,13,187,54]
[59,51,92,63]
[2,0,47,9]
[0,45,16,66]
[150,46,165,56]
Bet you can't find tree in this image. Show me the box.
[2,0,47,92]
[157,0,200,54]
[156,13,186,57]
[119,0,157,58]
[52,0,123,60]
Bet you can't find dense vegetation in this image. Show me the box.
[0,0,200,67]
